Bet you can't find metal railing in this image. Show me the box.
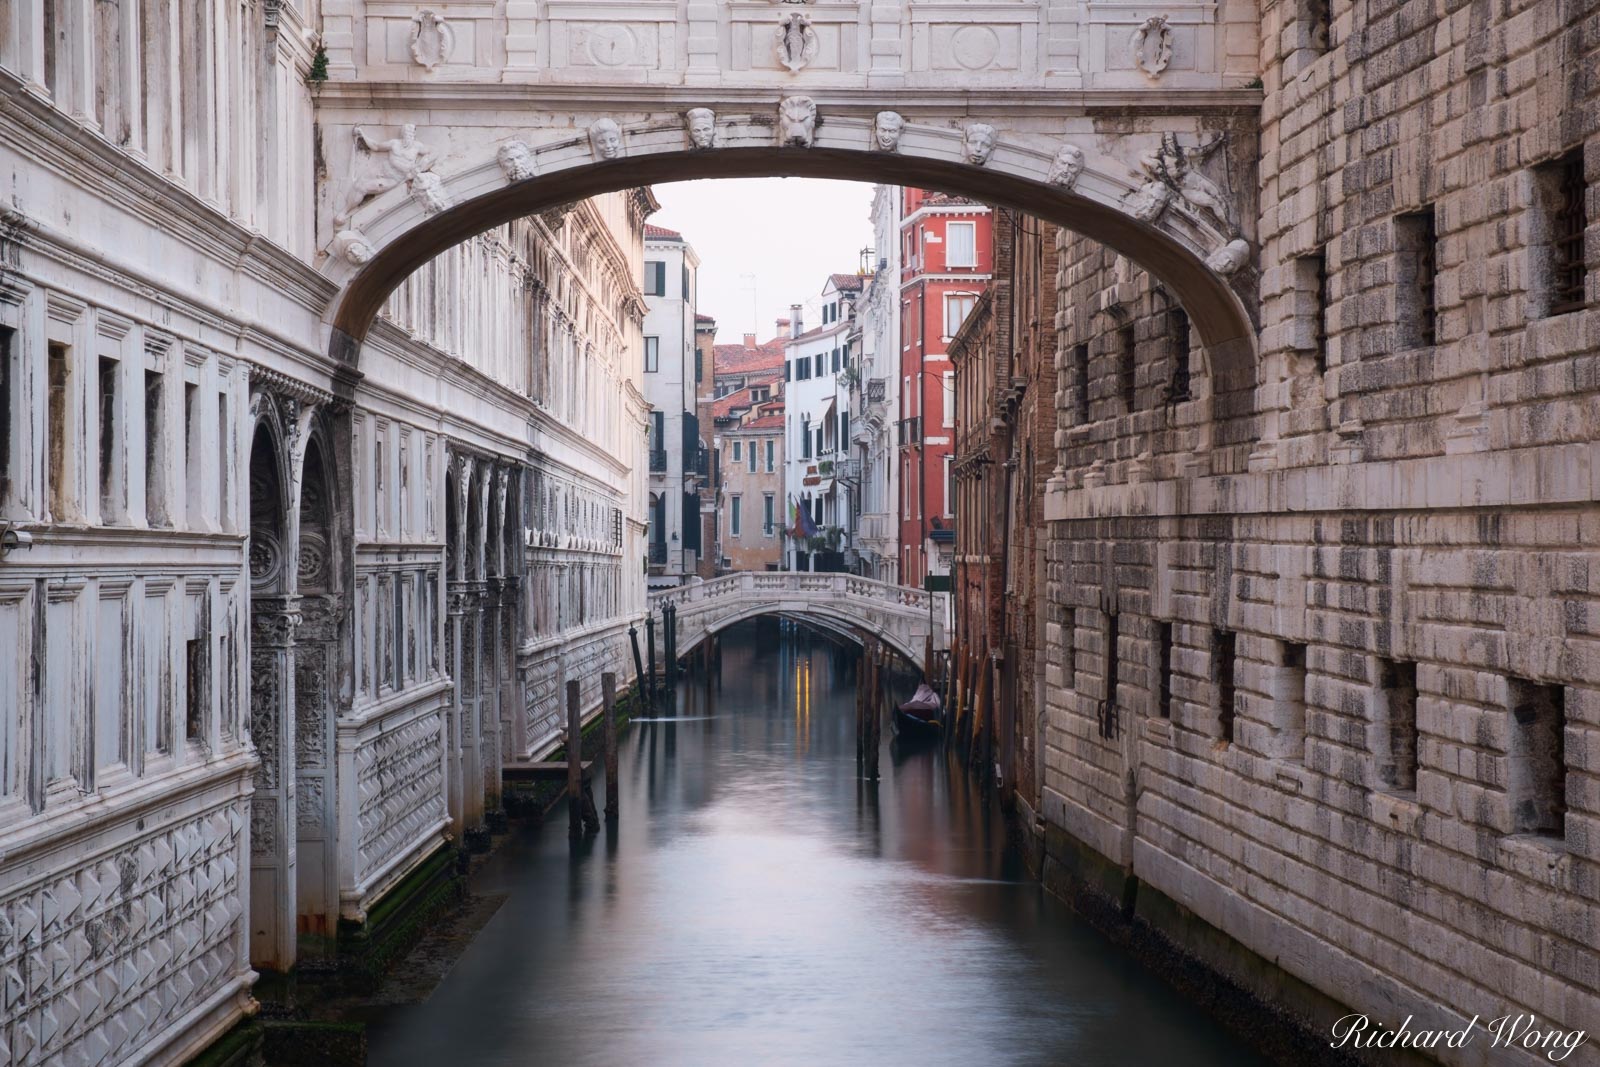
[648,541,667,565]
[649,449,668,473]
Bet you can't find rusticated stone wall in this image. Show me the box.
[1039,0,1600,1055]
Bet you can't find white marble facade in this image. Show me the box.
[0,3,649,1063]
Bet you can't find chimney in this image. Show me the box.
[776,317,790,337]
[790,304,804,339]
[743,333,757,347]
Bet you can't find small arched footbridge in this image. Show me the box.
[650,572,948,667]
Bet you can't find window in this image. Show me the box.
[695,347,702,383]
[185,637,205,742]
[47,341,74,521]
[801,417,812,459]
[0,326,11,507]
[947,221,977,267]
[1156,621,1174,719]
[1073,343,1090,424]
[644,336,659,373]
[682,264,691,304]
[732,441,741,462]
[1300,0,1331,53]
[1293,252,1329,376]
[1375,659,1419,792]
[1214,630,1237,743]
[1103,612,1120,737]
[184,380,198,520]
[650,410,664,451]
[1507,678,1566,838]
[644,260,666,296]
[1118,325,1137,412]
[942,373,955,428]
[1535,151,1588,316]
[785,360,792,382]
[943,454,953,517]
[1268,641,1308,761]
[145,371,166,526]
[765,439,774,472]
[747,443,756,472]
[945,293,977,337]
[1168,306,1192,402]
[814,353,823,377]
[216,394,228,521]
[730,495,742,537]
[1396,208,1438,348]
[763,493,775,534]
[840,411,849,446]
[832,348,841,373]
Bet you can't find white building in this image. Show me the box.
[849,188,904,584]
[0,13,651,1062]
[642,225,702,587]
[782,275,862,571]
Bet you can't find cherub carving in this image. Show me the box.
[589,118,625,161]
[963,123,997,166]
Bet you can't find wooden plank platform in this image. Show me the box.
[503,759,595,782]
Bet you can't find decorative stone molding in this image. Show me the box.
[1329,419,1366,464]
[1206,238,1251,275]
[1082,458,1108,489]
[775,11,820,73]
[685,108,717,151]
[778,96,817,147]
[588,118,625,161]
[964,123,997,166]
[497,140,536,181]
[1047,143,1086,188]
[1127,134,1235,236]
[1444,400,1490,454]
[1130,15,1174,81]
[873,111,904,152]
[410,11,455,72]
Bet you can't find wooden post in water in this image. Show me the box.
[855,639,867,771]
[628,623,647,715]
[866,643,883,781]
[602,672,619,822]
[566,679,583,839]
[645,612,658,715]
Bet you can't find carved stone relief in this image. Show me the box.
[589,118,625,161]
[410,10,455,71]
[335,124,439,227]
[1130,15,1173,81]
[410,171,453,216]
[685,108,717,150]
[1047,144,1086,189]
[1206,238,1251,275]
[873,111,904,152]
[778,96,817,147]
[497,140,536,182]
[333,228,376,266]
[775,11,819,73]
[963,123,997,166]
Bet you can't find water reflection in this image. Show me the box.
[366,620,1265,1067]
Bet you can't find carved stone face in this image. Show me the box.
[497,140,535,181]
[963,123,996,166]
[686,108,716,150]
[874,111,904,152]
[1048,144,1086,188]
[589,118,624,160]
[778,96,817,148]
[1205,238,1251,276]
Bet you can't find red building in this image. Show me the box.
[896,189,992,587]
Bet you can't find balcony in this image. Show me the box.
[649,541,667,565]
[649,448,667,473]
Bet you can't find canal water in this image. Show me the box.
[366,621,1266,1067]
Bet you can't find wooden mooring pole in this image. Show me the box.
[644,612,658,715]
[566,680,583,839]
[602,671,619,822]
[866,642,883,782]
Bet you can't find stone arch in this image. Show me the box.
[321,114,1258,397]
[291,426,342,955]
[245,393,295,971]
[677,603,923,667]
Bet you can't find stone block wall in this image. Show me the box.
[1040,0,1600,1053]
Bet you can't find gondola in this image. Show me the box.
[893,683,943,738]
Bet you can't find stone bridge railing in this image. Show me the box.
[649,571,948,666]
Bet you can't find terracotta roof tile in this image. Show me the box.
[645,224,683,240]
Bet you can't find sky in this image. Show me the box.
[650,178,877,345]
